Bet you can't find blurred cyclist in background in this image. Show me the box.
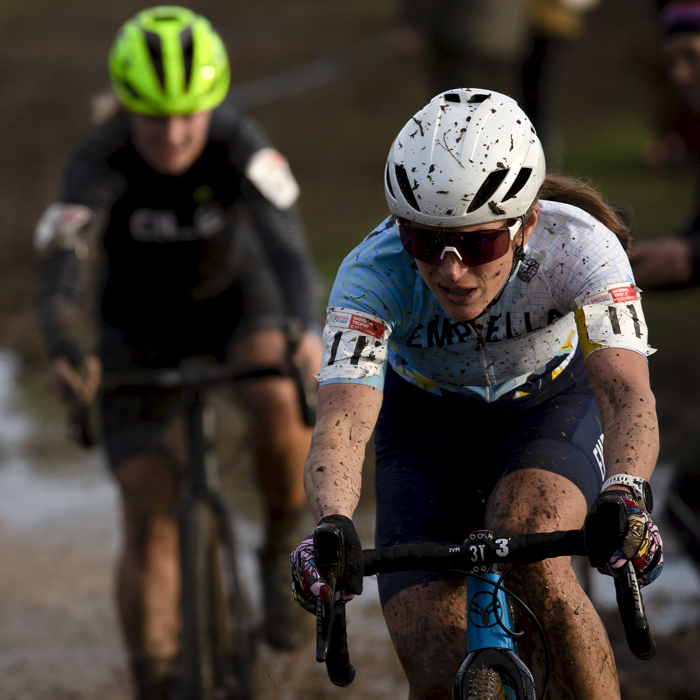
[35,6,320,699]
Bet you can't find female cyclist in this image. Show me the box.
[35,7,319,698]
[291,88,663,700]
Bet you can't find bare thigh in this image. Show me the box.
[382,579,468,700]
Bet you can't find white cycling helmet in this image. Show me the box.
[385,88,546,228]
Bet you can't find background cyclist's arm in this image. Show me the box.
[244,193,322,376]
[228,110,320,333]
[38,237,104,403]
[244,193,320,330]
[585,348,659,484]
[36,119,124,401]
[304,382,383,521]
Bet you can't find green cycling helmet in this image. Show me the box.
[109,6,230,116]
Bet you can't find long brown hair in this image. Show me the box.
[527,174,631,251]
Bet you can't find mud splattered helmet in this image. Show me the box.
[108,6,230,116]
[385,88,545,227]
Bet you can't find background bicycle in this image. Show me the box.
[2,1,700,699]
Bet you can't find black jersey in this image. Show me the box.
[40,106,319,362]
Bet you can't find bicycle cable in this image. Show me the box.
[455,568,551,700]
[495,565,551,700]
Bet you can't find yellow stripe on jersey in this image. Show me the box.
[574,307,603,359]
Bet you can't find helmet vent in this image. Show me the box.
[385,165,396,200]
[503,168,532,202]
[121,79,140,100]
[467,169,509,213]
[143,31,166,89]
[468,93,489,104]
[444,93,461,103]
[395,164,421,213]
[180,27,194,88]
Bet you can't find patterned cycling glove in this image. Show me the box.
[290,514,363,612]
[585,490,663,588]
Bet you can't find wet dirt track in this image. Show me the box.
[2,344,700,700]
[1,0,700,698]
[0,352,408,700]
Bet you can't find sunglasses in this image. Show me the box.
[397,219,521,267]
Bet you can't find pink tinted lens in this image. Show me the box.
[398,223,511,266]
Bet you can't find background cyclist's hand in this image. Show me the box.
[585,490,663,588]
[290,514,363,612]
[48,354,102,405]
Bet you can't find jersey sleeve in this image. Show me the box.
[36,119,127,364]
[216,108,320,330]
[61,116,129,212]
[574,283,656,358]
[316,307,392,390]
[317,222,410,391]
[540,204,656,359]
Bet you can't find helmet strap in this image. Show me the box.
[474,215,527,319]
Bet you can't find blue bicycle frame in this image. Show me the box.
[453,567,536,700]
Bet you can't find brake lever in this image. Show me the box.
[313,523,356,686]
[592,496,656,660]
[314,523,342,662]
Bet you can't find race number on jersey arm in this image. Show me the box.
[574,283,656,358]
[317,307,391,383]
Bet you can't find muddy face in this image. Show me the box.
[414,209,538,322]
[415,245,515,321]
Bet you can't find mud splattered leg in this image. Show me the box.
[382,579,468,700]
[486,468,619,700]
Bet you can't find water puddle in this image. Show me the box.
[0,347,698,665]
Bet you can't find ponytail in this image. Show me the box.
[528,174,631,251]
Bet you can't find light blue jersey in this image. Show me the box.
[318,200,654,402]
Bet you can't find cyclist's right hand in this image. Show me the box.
[290,514,363,612]
[48,354,102,404]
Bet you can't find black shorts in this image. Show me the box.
[98,246,284,468]
[374,353,604,606]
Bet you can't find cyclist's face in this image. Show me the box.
[663,33,700,114]
[129,111,212,175]
[414,209,537,322]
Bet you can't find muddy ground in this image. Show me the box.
[1,0,700,699]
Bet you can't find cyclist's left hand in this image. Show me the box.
[585,491,663,587]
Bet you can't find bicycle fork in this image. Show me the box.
[453,550,536,700]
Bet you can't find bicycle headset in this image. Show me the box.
[108,5,231,116]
